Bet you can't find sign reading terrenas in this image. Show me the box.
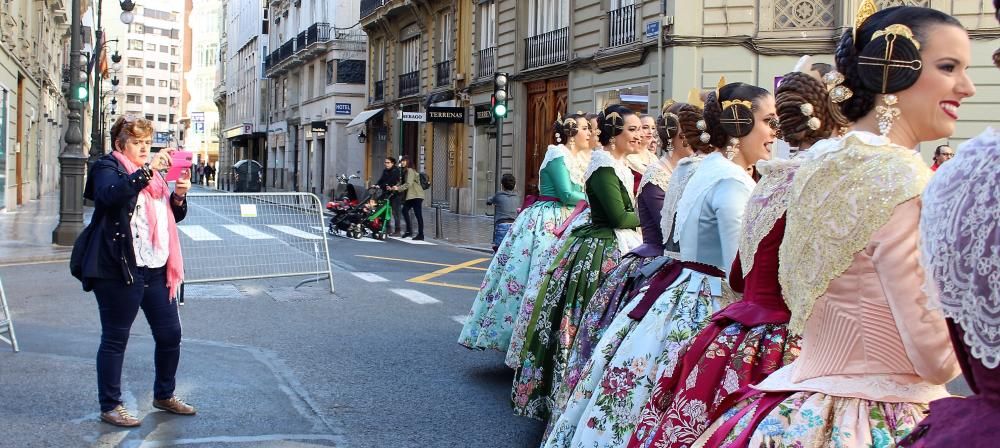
[426,106,465,123]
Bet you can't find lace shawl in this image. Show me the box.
[920,127,1000,368]
[566,148,591,188]
[625,149,658,176]
[659,155,705,247]
[538,144,568,175]
[738,158,802,277]
[638,156,673,192]
[780,133,932,335]
[673,152,755,244]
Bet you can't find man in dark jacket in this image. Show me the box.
[375,157,403,236]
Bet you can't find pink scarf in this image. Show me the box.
[112,151,185,301]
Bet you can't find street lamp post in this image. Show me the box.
[52,0,85,245]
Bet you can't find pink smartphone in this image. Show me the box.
[165,150,193,182]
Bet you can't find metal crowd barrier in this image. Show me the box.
[178,192,335,293]
[0,276,19,352]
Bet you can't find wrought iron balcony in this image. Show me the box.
[524,27,569,70]
[360,0,384,19]
[435,60,451,87]
[398,71,419,97]
[306,22,331,46]
[475,47,495,80]
[280,39,294,61]
[373,80,384,101]
[296,30,307,51]
[608,4,637,47]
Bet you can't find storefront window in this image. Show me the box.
[595,83,649,114]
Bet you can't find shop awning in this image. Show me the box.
[346,108,384,129]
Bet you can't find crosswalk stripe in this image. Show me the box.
[266,225,323,240]
[388,236,436,246]
[351,272,389,283]
[178,225,222,241]
[222,225,276,240]
[390,288,441,305]
[451,315,467,325]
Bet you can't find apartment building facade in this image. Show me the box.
[0,0,73,210]
[264,0,366,198]
[359,0,474,211]
[218,0,268,191]
[181,0,222,165]
[357,0,998,215]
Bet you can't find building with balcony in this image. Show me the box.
[0,0,73,211]
[180,0,222,167]
[218,0,268,191]
[264,0,366,198]
[359,0,474,212]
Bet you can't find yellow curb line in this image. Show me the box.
[407,257,490,291]
[356,255,488,271]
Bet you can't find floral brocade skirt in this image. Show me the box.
[694,392,928,448]
[628,321,800,448]
[547,254,665,427]
[543,269,722,447]
[506,208,592,368]
[511,231,623,421]
[457,201,570,351]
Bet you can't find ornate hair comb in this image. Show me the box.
[854,0,877,42]
[721,99,753,110]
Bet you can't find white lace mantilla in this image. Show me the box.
[625,149,658,176]
[753,361,952,403]
[738,158,802,277]
[920,127,1000,369]
[780,133,931,335]
[638,156,673,192]
[660,155,705,246]
[566,148,591,188]
[673,152,756,244]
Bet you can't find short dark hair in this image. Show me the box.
[935,144,952,156]
[810,62,834,77]
[384,157,396,165]
[500,173,516,190]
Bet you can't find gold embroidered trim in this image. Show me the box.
[738,159,802,277]
[780,135,931,335]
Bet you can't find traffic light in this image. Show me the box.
[492,72,509,119]
[76,83,89,101]
[76,53,90,101]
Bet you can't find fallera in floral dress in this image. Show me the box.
[542,152,752,447]
[511,149,641,421]
[458,145,586,352]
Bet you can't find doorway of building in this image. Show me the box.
[524,77,567,196]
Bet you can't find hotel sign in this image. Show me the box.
[426,106,465,123]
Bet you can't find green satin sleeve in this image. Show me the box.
[540,156,587,206]
[587,167,639,229]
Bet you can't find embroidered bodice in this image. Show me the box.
[538,145,587,206]
[574,149,641,252]
[755,132,959,403]
[631,157,673,257]
[674,152,755,274]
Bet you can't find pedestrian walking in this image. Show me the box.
[487,173,520,252]
[375,157,403,235]
[74,115,196,427]
[394,157,425,240]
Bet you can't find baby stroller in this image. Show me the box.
[360,186,395,240]
[327,174,366,238]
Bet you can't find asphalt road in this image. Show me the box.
[0,226,545,447]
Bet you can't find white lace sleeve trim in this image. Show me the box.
[538,144,568,175]
[638,157,673,192]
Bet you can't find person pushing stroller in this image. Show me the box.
[374,157,403,236]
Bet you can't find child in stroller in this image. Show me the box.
[327,176,395,240]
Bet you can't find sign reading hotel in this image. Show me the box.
[426,106,465,123]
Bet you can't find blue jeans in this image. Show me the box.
[492,221,514,251]
[93,266,182,412]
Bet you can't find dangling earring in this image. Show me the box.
[665,136,674,154]
[876,94,900,137]
[725,137,739,160]
[567,136,575,153]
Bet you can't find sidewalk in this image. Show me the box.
[0,192,89,265]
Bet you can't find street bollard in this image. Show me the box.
[435,206,443,240]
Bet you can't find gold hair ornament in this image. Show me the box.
[854,0,878,42]
[721,99,753,110]
[822,71,853,104]
[858,24,923,93]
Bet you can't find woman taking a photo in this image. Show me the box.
[77,115,194,427]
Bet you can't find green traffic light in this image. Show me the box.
[76,84,89,101]
[494,103,507,118]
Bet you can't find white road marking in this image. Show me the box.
[222,224,276,240]
[351,272,389,283]
[178,225,222,241]
[451,315,467,325]
[390,288,441,304]
[389,236,436,246]
[330,233,384,243]
[266,225,323,240]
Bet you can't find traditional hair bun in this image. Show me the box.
[856,26,923,94]
[656,112,680,143]
[719,101,755,139]
[597,104,633,146]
